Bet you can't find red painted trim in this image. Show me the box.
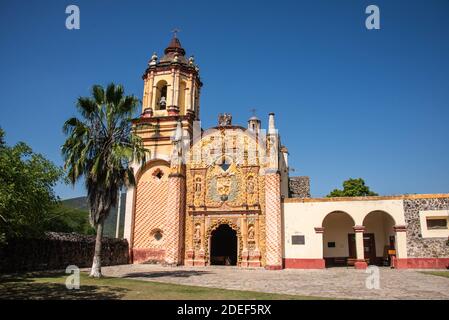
[265,265,283,270]
[353,225,366,233]
[393,225,407,232]
[283,258,325,269]
[314,227,325,234]
[392,257,449,269]
[132,248,165,264]
[354,260,368,269]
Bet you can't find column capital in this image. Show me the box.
[314,227,325,234]
[393,225,407,232]
[353,225,366,233]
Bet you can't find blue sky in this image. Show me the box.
[1,0,448,199]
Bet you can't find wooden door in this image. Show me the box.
[348,233,376,264]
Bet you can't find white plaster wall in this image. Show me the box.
[282,199,405,259]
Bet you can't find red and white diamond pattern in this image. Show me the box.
[133,168,168,250]
[265,173,282,267]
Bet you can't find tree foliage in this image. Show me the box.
[62,83,148,277]
[327,178,378,197]
[0,128,63,243]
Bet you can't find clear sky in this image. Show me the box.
[1,0,448,199]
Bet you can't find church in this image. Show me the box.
[123,36,449,270]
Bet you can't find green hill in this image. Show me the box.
[61,193,126,238]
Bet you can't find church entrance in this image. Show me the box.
[210,224,237,266]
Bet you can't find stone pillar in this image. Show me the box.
[264,171,283,270]
[353,225,367,269]
[123,185,136,263]
[313,227,326,268]
[392,225,408,268]
[185,215,195,267]
[241,215,249,267]
[165,173,185,265]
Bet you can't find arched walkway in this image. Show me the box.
[322,211,355,267]
[362,211,396,266]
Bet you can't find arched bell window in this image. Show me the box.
[155,80,168,110]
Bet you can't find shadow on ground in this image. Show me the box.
[122,270,213,279]
[0,273,128,300]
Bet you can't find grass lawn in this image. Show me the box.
[0,271,327,300]
[421,271,449,279]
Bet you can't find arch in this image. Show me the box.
[362,210,396,265]
[322,211,355,267]
[155,80,168,110]
[321,210,355,227]
[362,210,397,226]
[210,224,237,265]
[135,159,171,182]
[205,219,242,266]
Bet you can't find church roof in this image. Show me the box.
[160,35,188,64]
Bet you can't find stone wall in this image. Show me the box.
[288,176,311,198]
[0,232,129,273]
[403,198,449,258]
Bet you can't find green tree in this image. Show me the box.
[327,178,378,197]
[62,84,147,277]
[0,128,63,243]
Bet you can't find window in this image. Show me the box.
[154,231,162,241]
[327,242,336,248]
[151,229,163,241]
[158,85,167,110]
[426,218,448,230]
[152,168,164,180]
[291,235,305,245]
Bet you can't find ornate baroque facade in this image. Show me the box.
[124,36,449,270]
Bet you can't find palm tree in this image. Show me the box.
[62,83,147,277]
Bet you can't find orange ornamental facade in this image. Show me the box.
[123,37,449,270]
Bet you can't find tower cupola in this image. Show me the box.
[141,34,202,120]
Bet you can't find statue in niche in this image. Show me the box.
[194,223,201,240]
[248,224,255,240]
[195,177,202,193]
[247,176,255,194]
[218,113,232,126]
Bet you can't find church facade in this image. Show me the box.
[124,37,449,270]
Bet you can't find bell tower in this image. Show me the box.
[125,35,202,266]
[141,34,202,120]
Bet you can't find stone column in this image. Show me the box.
[313,227,326,269]
[185,215,195,266]
[241,215,249,267]
[353,225,367,269]
[165,173,185,265]
[123,185,135,263]
[393,225,408,268]
[194,214,206,267]
[264,171,283,270]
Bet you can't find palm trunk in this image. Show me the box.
[89,221,103,278]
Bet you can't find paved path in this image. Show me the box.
[99,264,449,300]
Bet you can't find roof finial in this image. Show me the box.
[250,108,257,116]
[171,28,180,39]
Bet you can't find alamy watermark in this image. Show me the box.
[65,5,80,30]
[65,265,80,290]
[365,265,380,289]
[365,5,380,30]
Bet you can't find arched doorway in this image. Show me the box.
[322,211,355,267]
[210,224,237,266]
[362,211,396,266]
